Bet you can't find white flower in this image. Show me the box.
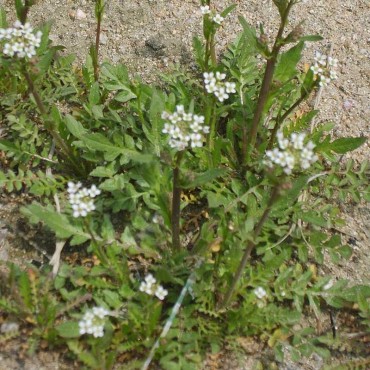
[311,51,339,87]
[319,76,331,87]
[68,182,101,218]
[212,14,224,25]
[203,71,236,102]
[225,82,236,94]
[327,57,338,68]
[277,131,289,150]
[162,106,208,150]
[265,131,318,173]
[139,281,154,295]
[310,63,323,75]
[140,274,168,301]
[314,51,327,66]
[215,71,226,81]
[200,5,211,15]
[145,274,156,285]
[79,306,109,338]
[329,70,338,80]
[203,72,215,85]
[214,87,229,102]
[0,21,42,59]
[88,184,101,198]
[254,287,267,299]
[155,285,168,300]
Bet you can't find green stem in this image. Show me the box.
[85,218,109,266]
[93,2,103,81]
[171,151,183,251]
[219,184,281,309]
[245,1,295,164]
[240,90,248,165]
[207,99,217,150]
[210,34,217,66]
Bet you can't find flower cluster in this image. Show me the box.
[139,274,168,300]
[311,51,339,87]
[254,287,267,299]
[67,182,101,218]
[0,21,42,59]
[264,131,318,175]
[200,5,224,25]
[203,71,236,102]
[162,105,209,151]
[78,306,109,338]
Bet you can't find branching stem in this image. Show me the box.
[245,1,295,164]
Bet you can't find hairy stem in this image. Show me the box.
[219,184,281,308]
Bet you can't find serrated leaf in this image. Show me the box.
[21,203,90,240]
[238,16,258,53]
[274,41,304,82]
[81,133,152,163]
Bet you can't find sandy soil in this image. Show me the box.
[0,0,369,369]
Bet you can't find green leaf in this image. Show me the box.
[37,22,52,54]
[56,321,80,338]
[299,211,327,227]
[274,41,304,82]
[21,203,91,240]
[89,82,100,105]
[101,63,130,90]
[182,168,229,189]
[81,133,152,163]
[19,271,32,310]
[14,0,24,22]
[238,16,259,53]
[0,140,23,156]
[221,4,237,18]
[89,166,116,178]
[65,115,87,139]
[299,35,323,42]
[114,89,137,103]
[327,137,367,154]
[70,235,90,246]
[148,89,165,156]
[37,48,56,74]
